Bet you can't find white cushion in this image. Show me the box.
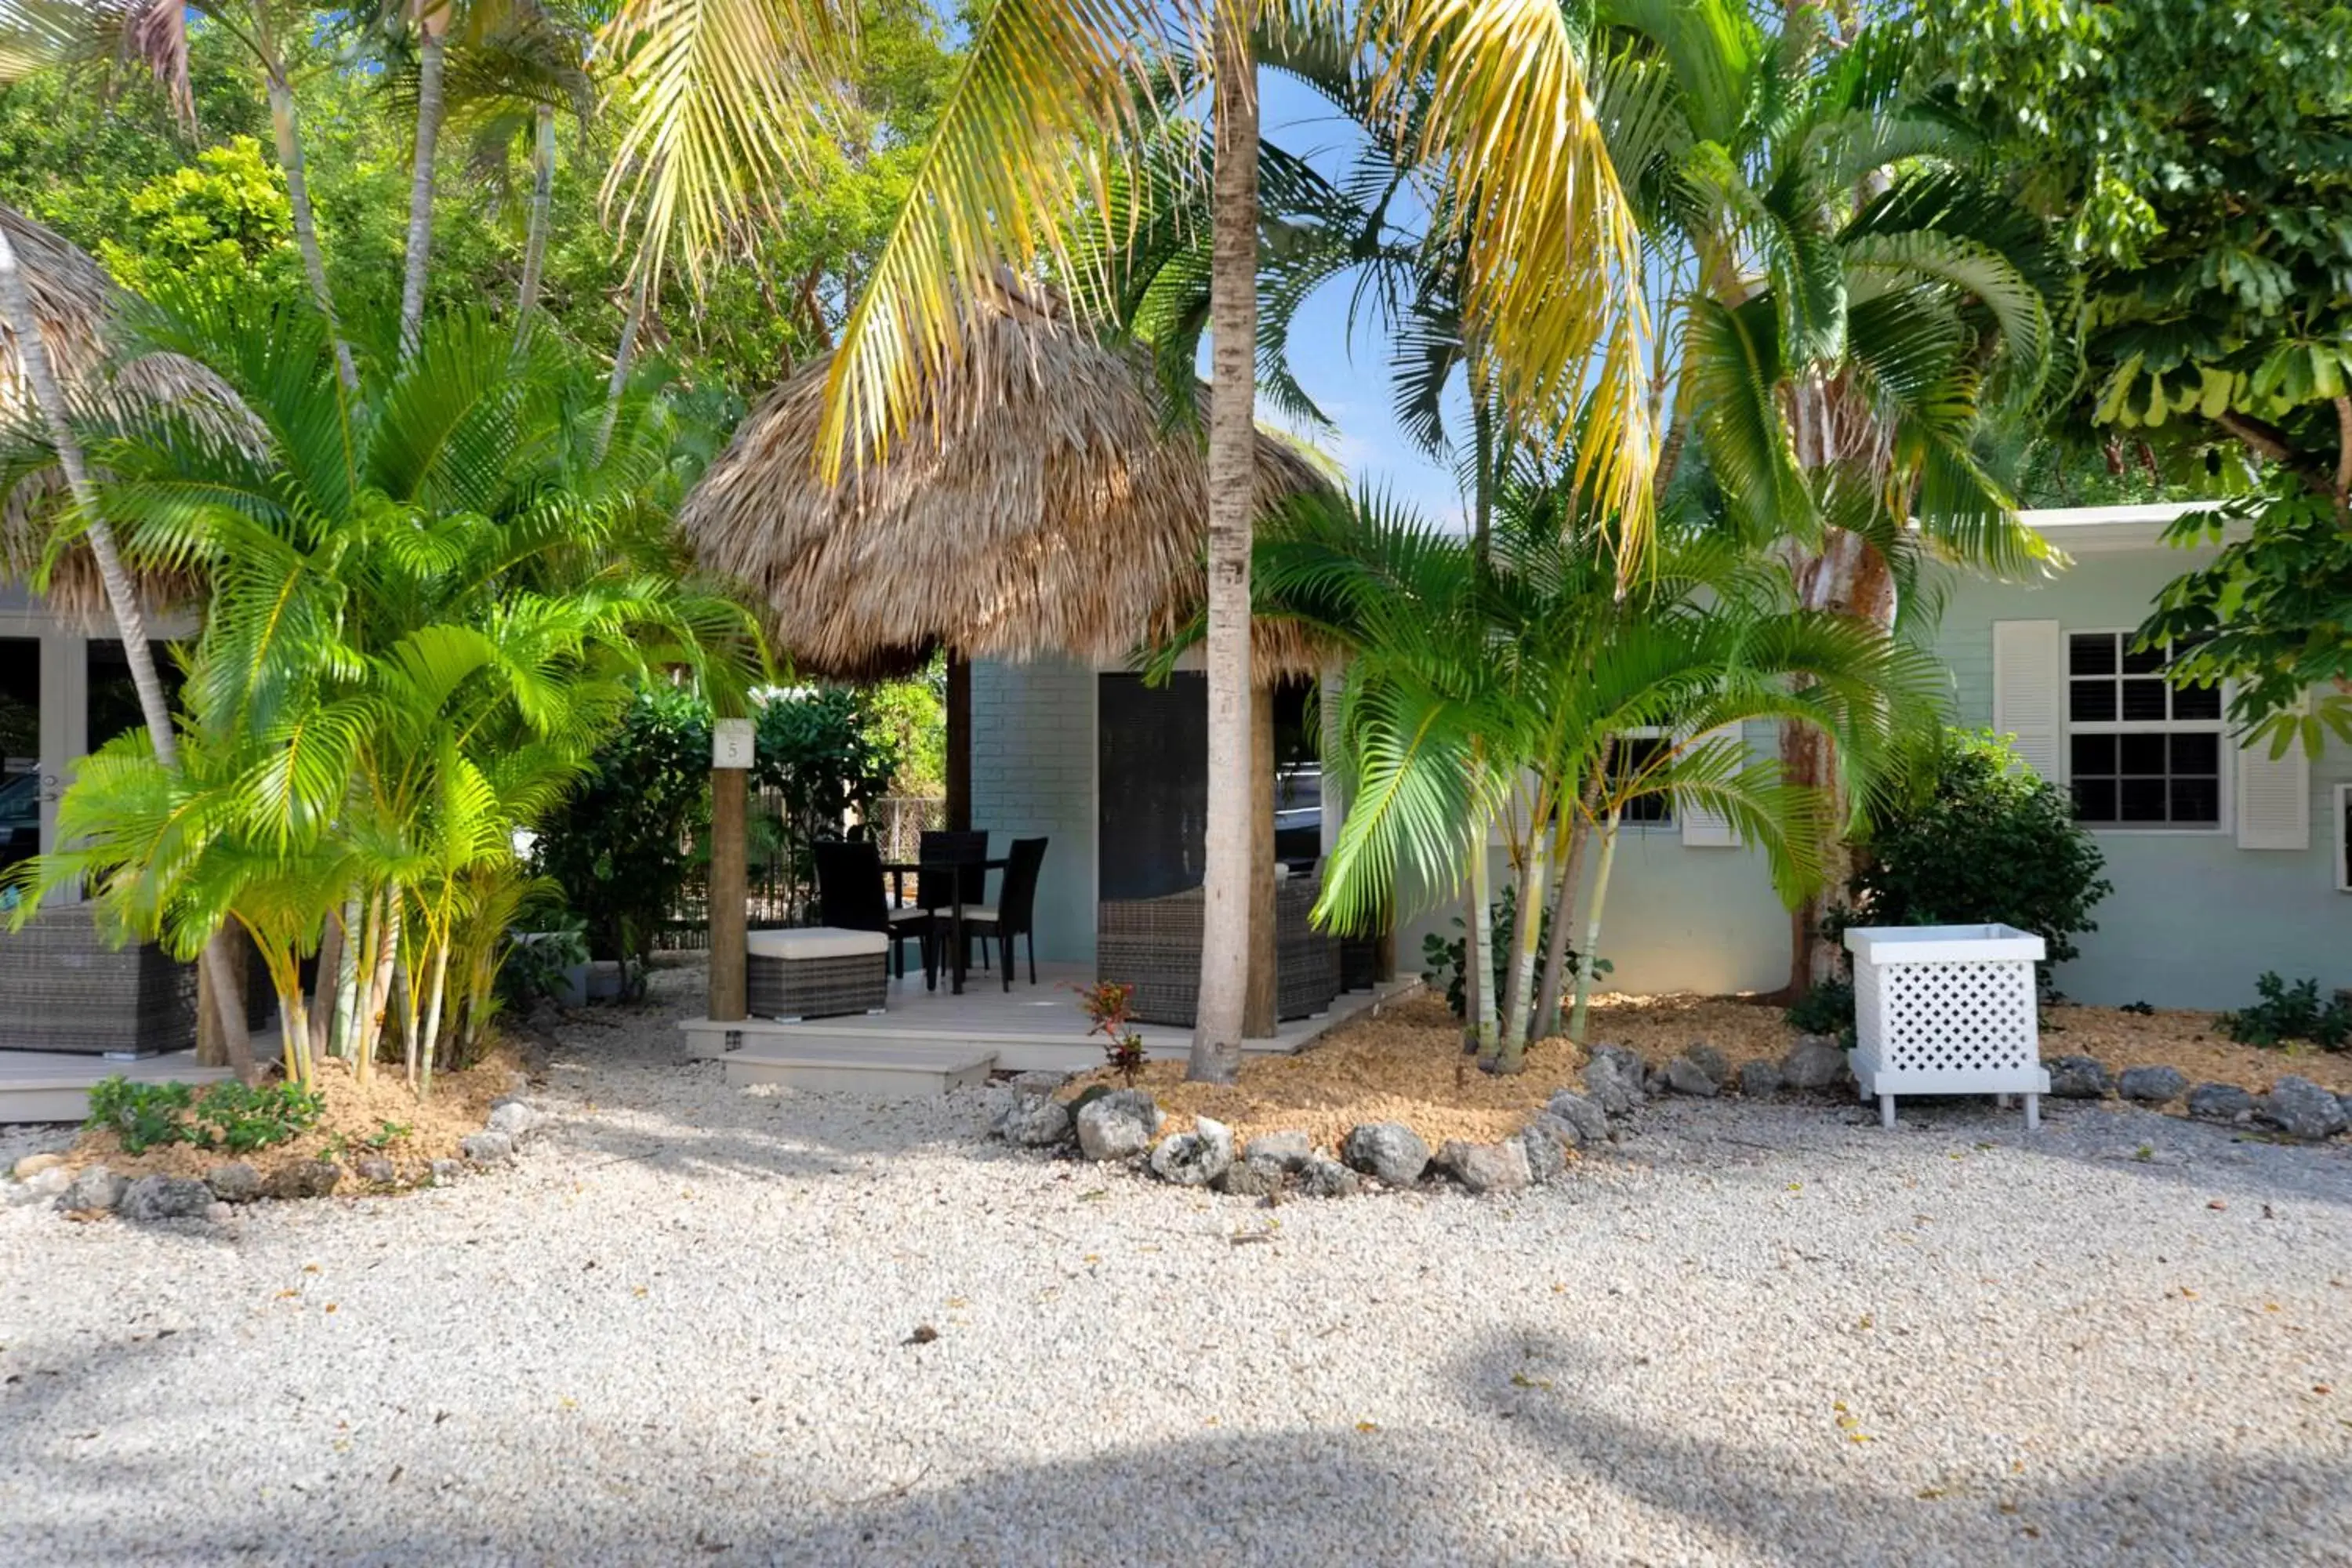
[886,907,930,924]
[746,927,889,961]
[953,905,999,923]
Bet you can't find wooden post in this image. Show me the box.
[194,929,245,1066]
[1243,679,1277,1037]
[946,654,971,833]
[709,715,753,1023]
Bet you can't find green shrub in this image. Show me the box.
[1849,728,2114,980]
[1421,881,1609,1022]
[83,1077,325,1155]
[1785,977,1855,1040]
[2219,973,2352,1051]
[500,913,591,1007]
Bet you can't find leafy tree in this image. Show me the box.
[95,136,299,300]
[1846,728,2114,978]
[1926,0,2352,748]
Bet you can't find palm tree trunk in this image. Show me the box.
[1534,764,1605,1039]
[514,103,556,346]
[1566,808,1623,1045]
[330,888,364,1057]
[1468,805,1497,1062]
[1495,833,1547,1071]
[1185,9,1258,1084]
[0,223,259,1082]
[308,901,342,1056]
[597,267,652,456]
[398,17,449,355]
[266,72,356,390]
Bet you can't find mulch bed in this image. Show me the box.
[1067,991,2352,1152]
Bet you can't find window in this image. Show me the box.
[2064,631,2222,827]
[1612,733,1673,825]
[2337,784,2352,893]
[0,637,37,890]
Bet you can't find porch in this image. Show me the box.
[678,961,1421,1098]
[0,1047,237,1124]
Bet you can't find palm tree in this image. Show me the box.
[1595,2,2066,993]
[9,294,764,1087]
[1256,484,1940,1070]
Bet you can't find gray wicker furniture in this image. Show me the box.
[1096,869,1341,1028]
[0,902,196,1055]
[746,927,890,1021]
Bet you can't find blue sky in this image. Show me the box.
[1250,71,1467,527]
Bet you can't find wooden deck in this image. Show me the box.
[0,1048,238,1124]
[680,962,1420,1094]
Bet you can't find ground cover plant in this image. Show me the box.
[85,1076,324,1156]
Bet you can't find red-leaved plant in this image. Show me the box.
[1075,980,1148,1086]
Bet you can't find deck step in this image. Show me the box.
[717,1039,998,1099]
[0,1050,238,1125]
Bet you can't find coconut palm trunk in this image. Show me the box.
[0,223,260,1081]
[264,73,357,390]
[399,9,451,354]
[1185,3,1258,1085]
[598,267,652,456]
[514,102,557,343]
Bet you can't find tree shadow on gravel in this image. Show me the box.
[1449,1329,2352,1566]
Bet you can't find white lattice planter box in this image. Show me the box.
[1844,924,2048,1131]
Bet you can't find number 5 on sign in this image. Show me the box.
[712,717,755,770]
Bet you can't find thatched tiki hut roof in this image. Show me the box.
[677,274,1337,683]
[0,202,234,622]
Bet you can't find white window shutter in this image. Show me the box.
[2237,695,2310,851]
[1992,620,2063,781]
[1679,724,1743,848]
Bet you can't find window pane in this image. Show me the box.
[0,637,38,890]
[2121,641,2167,675]
[2171,732,2220,775]
[2173,682,2222,720]
[2117,733,2166,773]
[2069,679,2117,721]
[2072,779,2117,822]
[2071,733,2116,774]
[2068,633,2116,676]
[2170,777,2220,824]
[2121,678,2170,720]
[2119,779,2168,822]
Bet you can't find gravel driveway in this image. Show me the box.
[5,964,2350,1566]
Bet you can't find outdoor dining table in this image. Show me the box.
[882,856,1009,994]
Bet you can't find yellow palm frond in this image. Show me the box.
[815,0,1173,480]
[1368,0,1657,560]
[598,0,858,289]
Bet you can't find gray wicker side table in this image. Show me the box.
[746,927,891,1022]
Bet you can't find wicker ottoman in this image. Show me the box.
[0,902,197,1056]
[746,927,890,1022]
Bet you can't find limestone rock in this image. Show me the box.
[1542,1091,1608,1145]
[1738,1061,1785,1098]
[354,1155,397,1185]
[2117,1065,2187,1105]
[13,1152,64,1180]
[1007,1070,1070,1095]
[267,1160,343,1200]
[996,1093,1073,1148]
[1147,1116,1235,1188]
[1780,1036,1849,1091]
[1074,1090,1161,1163]
[59,1166,126,1214]
[2045,1055,2112,1099]
[1439,1139,1531,1195]
[1682,1043,1730,1087]
[2187,1083,2256,1123]
[1515,1123,1569,1185]
[1341,1121,1430,1187]
[1582,1046,1649,1116]
[459,1131,515,1164]
[1215,1156,1287,1198]
[428,1158,465,1186]
[2261,1076,2348,1142]
[205,1162,263,1203]
[118,1175,215,1224]
[485,1099,545,1145]
[1296,1155,1363,1199]
[1242,1131,1313,1171]
[1664,1054,1722,1098]
[7,1167,71,1207]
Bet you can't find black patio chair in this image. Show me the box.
[917,829,990,973]
[964,837,1047,989]
[813,838,934,983]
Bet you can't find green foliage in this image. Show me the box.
[1784,978,1854,1042]
[84,1076,325,1155]
[1849,729,2114,974]
[1421,882,1608,1022]
[95,137,298,301]
[753,686,905,877]
[499,910,590,1006]
[2219,973,2352,1052]
[528,688,713,984]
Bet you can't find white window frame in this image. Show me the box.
[2336,783,2352,893]
[1611,727,1675,831]
[2060,626,2229,837]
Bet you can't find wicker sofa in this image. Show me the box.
[0,902,197,1055]
[1096,870,1341,1029]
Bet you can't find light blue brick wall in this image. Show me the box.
[971,656,1097,964]
[1927,547,2351,1009]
